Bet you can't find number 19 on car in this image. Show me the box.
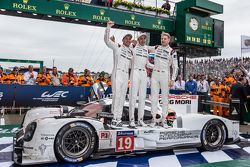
[116,131,134,152]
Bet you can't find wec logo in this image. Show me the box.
[41,91,69,98]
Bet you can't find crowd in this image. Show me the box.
[180,57,250,124]
[185,57,250,79]
[0,65,112,87]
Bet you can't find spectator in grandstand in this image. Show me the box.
[50,67,61,86]
[161,0,171,11]
[241,65,250,85]
[61,68,78,86]
[185,57,250,82]
[78,69,94,86]
[0,66,7,84]
[207,74,213,85]
[173,75,185,90]
[231,77,250,125]
[36,66,51,86]
[24,65,38,85]
[5,67,24,84]
[185,74,197,95]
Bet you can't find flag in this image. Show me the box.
[241,35,250,53]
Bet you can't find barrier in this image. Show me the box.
[15,85,91,107]
[0,84,190,107]
[0,84,15,107]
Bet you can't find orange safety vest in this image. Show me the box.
[96,78,112,86]
[5,73,24,84]
[78,75,94,86]
[36,73,51,86]
[0,73,7,83]
[223,85,231,99]
[225,76,236,85]
[61,74,78,86]
[210,83,224,98]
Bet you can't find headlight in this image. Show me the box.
[24,122,37,142]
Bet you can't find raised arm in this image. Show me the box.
[104,21,117,50]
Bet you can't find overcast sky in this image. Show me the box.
[0,0,250,73]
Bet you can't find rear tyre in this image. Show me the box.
[201,119,226,151]
[54,122,96,163]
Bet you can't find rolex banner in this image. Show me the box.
[241,35,250,53]
[0,0,174,32]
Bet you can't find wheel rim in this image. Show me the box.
[62,127,90,158]
[205,124,222,146]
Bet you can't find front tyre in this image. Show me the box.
[201,119,226,151]
[55,122,96,163]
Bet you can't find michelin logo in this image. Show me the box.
[33,91,69,102]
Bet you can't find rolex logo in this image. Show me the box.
[100,9,105,16]
[64,3,70,10]
[23,0,29,4]
[131,15,135,21]
[157,19,162,25]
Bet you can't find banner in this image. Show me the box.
[241,35,250,53]
[168,94,198,114]
[0,0,174,32]
[0,84,15,107]
[15,85,91,107]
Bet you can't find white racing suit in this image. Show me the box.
[151,45,178,123]
[104,26,132,121]
[129,44,154,122]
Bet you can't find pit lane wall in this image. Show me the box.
[0,84,198,113]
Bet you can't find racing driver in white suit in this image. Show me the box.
[129,33,154,128]
[104,21,133,128]
[150,32,178,128]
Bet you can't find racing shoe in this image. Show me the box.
[129,120,136,128]
[111,119,123,129]
[138,119,147,127]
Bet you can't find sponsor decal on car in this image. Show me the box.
[99,131,111,140]
[116,131,134,152]
[159,130,200,141]
[143,130,155,134]
[38,144,47,155]
[40,134,55,140]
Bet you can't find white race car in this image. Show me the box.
[13,97,240,165]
